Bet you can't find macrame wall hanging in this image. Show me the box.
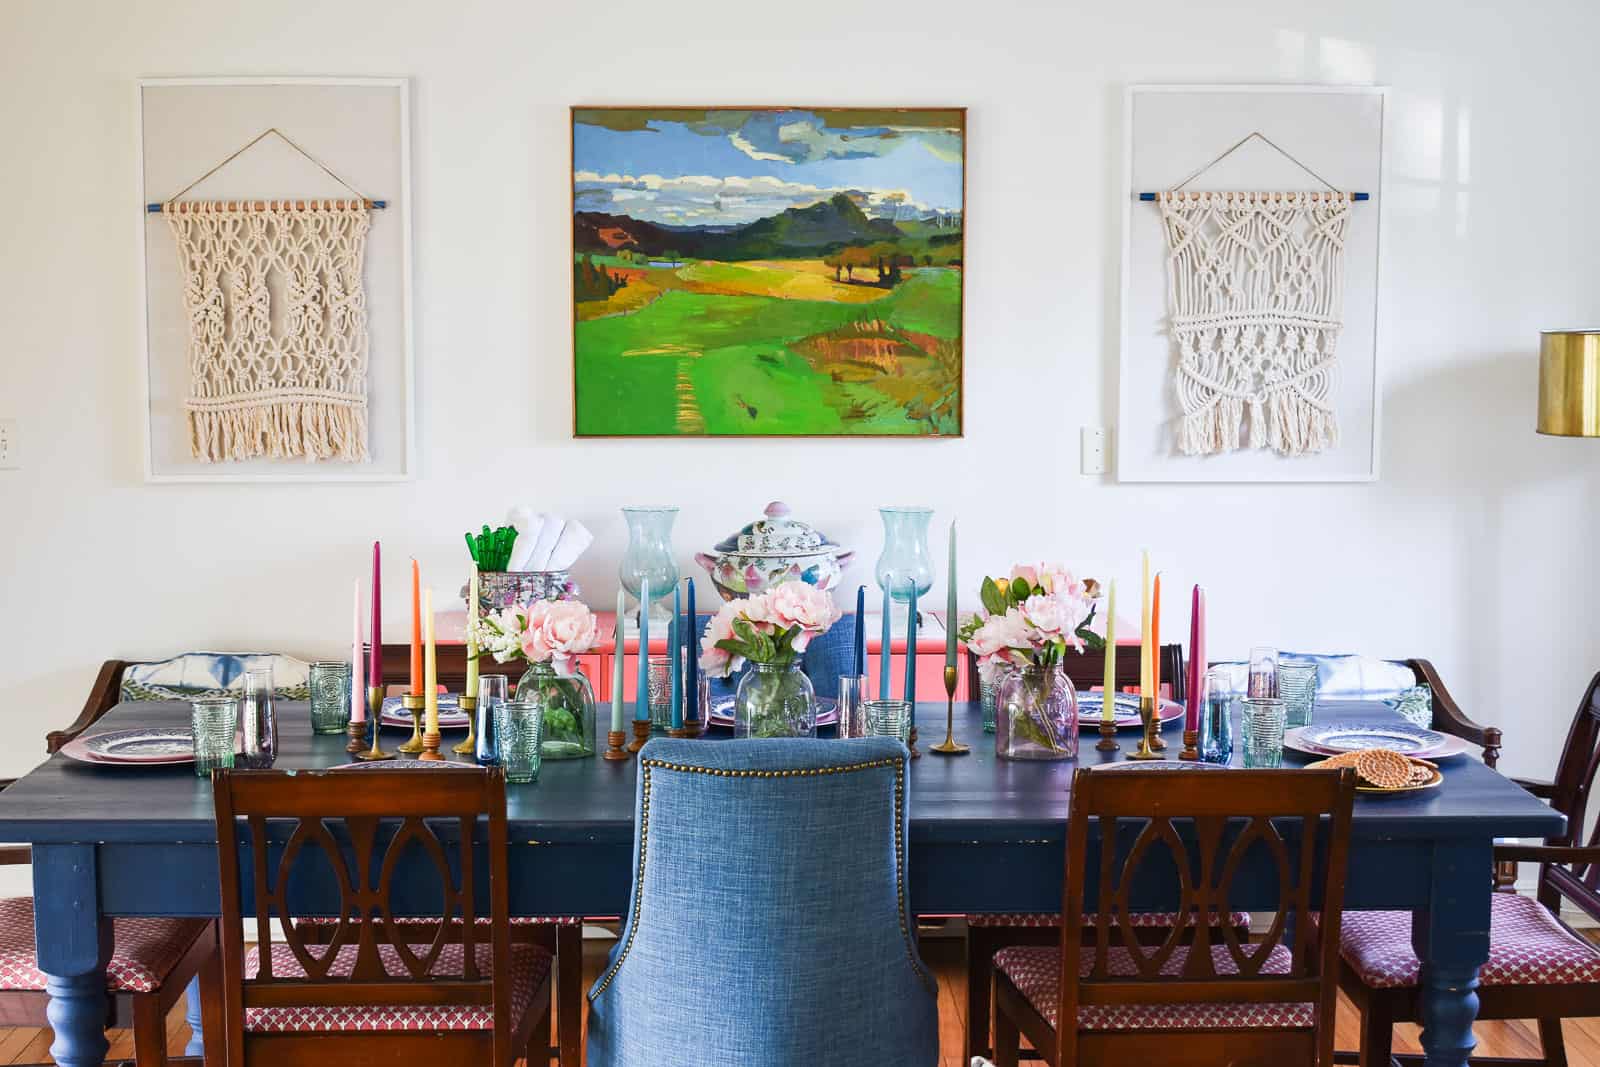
[158,129,381,464]
[1153,133,1358,458]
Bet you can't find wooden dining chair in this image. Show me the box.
[990,765,1356,1067]
[965,643,1226,1062]
[0,783,218,1066]
[1336,670,1600,1067]
[210,766,551,1067]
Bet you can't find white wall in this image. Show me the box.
[2,0,1598,793]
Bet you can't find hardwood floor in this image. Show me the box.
[0,933,1592,1065]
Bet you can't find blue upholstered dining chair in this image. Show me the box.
[587,737,938,1066]
[690,611,860,705]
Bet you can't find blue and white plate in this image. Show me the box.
[327,759,469,771]
[706,696,839,728]
[1094,760,1227,771]
[379,695,471,730]
[1298,720,1446,756]
[1074,693,1185,730]
[63,728,195,766]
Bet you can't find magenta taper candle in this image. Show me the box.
[1185,585,1205,733]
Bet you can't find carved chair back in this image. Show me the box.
[1056,767,1355,1064]
[211,767,511,1064]
[1535,672,1600,919]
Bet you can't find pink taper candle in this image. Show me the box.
[351,580,365,723]
[1185,585,1205,732]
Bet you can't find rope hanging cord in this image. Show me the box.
[1158,190,1350,457]
[167,200,372,463]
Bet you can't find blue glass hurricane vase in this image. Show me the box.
[875,506,934,604]
[619,506,679,625]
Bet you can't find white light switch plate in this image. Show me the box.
[0,419,17,469]
[1080,426,1107,475]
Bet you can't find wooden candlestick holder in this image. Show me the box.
[345,715,366,754]
[357,686,392,762]
[418,726,445,761]
[667,719,702,739]
[603,729,630,761]
[453,695,478,756]
[1096,719,1120,753]
[398,694,425,755]
[907,724,921,759]
[628,720,651,753]
[1180,728,1201,761]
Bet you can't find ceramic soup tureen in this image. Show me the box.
[695,501,855,602]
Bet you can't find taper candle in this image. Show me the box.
[1185,585,1205,733]
[351,579,365,723]
[879,586,892,700]
[465,567,480,702]
[685,578,698,720]
[423,588,438,736]
[611,590,625,734]
[1140,551,1151,705]
[1152,572,1163,701]
[369,542,382,686]
[903,583,919,706]
[1101,580,1116,723]
[669,584,682,729]
[635,578,650,722]
[945,521,957,670]
[409,559,422,697]
[853,585,866,678]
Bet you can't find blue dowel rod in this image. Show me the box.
[1138,192,1368,202]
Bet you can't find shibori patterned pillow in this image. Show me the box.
[1206,654,1417,701]
[120,653,312,703]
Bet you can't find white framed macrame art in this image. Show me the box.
[137,77,414,482]
[1118,85,1387,483]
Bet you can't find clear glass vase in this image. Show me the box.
[995,665,1078,761]
[875,506,934,603]
[733,661,817,738]
[620,506,679,626]
[515,660,596,759]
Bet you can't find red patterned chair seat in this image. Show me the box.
[968,910,1251,929]
[1341,892,1600,989]
[0,896,209,994]
[994,943,1314,1031]
[295,915,582,927]
[243,941,550,1032]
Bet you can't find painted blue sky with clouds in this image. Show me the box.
[574,110,963,227]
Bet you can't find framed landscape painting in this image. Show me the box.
[572,107,965,437]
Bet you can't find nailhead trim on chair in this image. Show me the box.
[590,755,927,998]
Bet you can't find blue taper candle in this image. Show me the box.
[685,578,698,721]
[853,585,865,677]
[669,584,682,729]
[904,583,919,710]
[635,578,650,722]
[879,586,892,699]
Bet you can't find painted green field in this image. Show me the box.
[573,261,962,436]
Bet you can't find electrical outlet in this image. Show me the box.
[1080,426,1107,475]
[0,419,16,470]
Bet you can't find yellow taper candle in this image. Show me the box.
[1140,551,1152,705]
[424,588,439,736]
[465,568,480,701]
[1101,580,1117,723]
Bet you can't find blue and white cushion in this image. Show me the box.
[120,652,311,702]
[1207,653,1416,702]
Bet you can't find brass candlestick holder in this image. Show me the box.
[357,687,392,761]
[628,719,651,753]
[398,694,425,754]
[1180,728,1201,761]
[1126,697,1164,760]
[453,695,478,755]
[603,729,630,760]
[930,665,969,755]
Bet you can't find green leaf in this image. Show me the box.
[1009,578,1032,603]
[980,576,1006,617]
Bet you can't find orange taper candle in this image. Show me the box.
[409,559,422,697]
[1152,572,1162,701]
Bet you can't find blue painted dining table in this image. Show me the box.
[0,697,1563,1067]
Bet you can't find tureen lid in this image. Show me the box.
[712,501,842,558]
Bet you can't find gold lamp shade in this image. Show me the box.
[1538,330,1600,437]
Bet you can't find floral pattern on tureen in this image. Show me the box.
[695,501,855,602]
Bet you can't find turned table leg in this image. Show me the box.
[1412,840,1492,1067]
[33,844,111,1067]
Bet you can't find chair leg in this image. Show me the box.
[198,934,225,1067]
[992,975,1021,1067]
[1538,1018,1569,1067]
[555,923,583,1067]
[131,992,167,1067]
[966,928,995,1061]
[1357,994,1393,1067]
[529,1000,553,1067]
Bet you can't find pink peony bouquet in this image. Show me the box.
[699,582,842,678]
[960,563,1104,681]
[471,599,600,671]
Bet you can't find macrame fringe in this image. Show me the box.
[1179,394,1337,457]
[188,399,370,464]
